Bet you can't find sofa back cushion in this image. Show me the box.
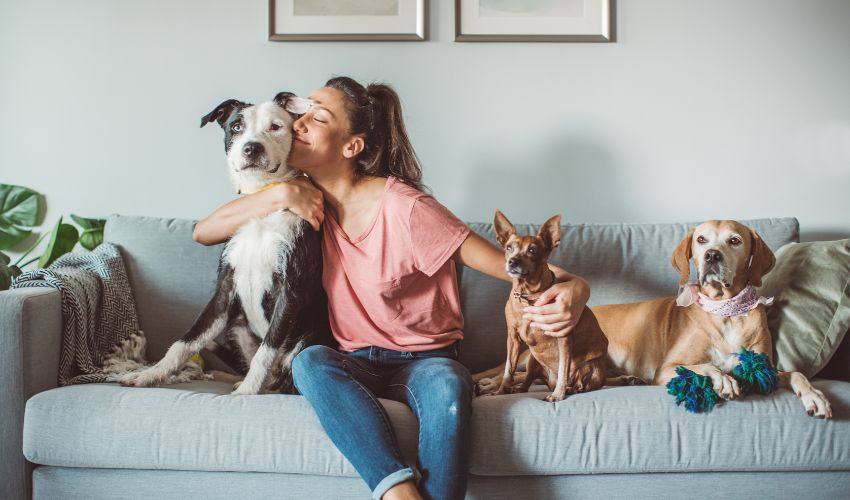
[458,218,799,372]
[105,214,799,369]
[105,215,224,360]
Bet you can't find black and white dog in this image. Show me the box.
[120,92,331,395]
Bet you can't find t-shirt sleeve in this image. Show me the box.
[409,195,471,277]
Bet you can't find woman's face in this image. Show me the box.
[288,86,360,175]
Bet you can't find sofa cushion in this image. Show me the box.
[23,381,419,476]
[469,381,850,476]
[25,379,849,476]
[459,218,799,372]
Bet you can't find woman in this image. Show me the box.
[193,77,590,500]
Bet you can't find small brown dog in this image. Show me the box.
[481,210,608,402]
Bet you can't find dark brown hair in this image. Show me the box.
[325,76,425,191]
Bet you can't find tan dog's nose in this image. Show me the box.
[704,249,723,263]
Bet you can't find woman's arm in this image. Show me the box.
[453,232,591,338]
[452,231,511,282]
[192,177,324,245]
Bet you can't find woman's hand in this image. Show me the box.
[283,177,324,231]
[452,232,592,338]
[522,276,591,338]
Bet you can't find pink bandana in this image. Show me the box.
[676,284,774,317]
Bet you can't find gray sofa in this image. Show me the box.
[2,214,849,499]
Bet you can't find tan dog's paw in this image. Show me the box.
[801,387,832,419]
[609,375,646,386]
[710,372,741,400]
[544,393,566,403]
[511,383,530,394]
[475,377,500,396]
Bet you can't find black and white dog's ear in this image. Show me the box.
[274,91,314,115]
[200,99,247,128]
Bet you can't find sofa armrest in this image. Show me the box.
[0,287,62,500]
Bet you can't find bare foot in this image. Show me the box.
[382,480,422,500]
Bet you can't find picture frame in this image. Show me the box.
[269,0,427,41]
[455,0,614,42]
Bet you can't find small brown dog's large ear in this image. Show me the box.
[537,214,561,250]
[671,228,695,286]
[493,210,516,247]
[747,227,776,287]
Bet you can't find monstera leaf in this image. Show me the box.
[38,217,79,268]
[70,214,106,250]
[0,184,106,279]
[0,251,22,290]
[0,184,44,250]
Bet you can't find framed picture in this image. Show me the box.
[269,0,427,41]
[455,0,614,42]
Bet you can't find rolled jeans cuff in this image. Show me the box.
[371,467,419,500]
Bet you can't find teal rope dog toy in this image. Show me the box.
[666,366,720,413]
[667,348,779,414]
[732,347,779,395]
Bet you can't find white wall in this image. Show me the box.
[2,0,849,251]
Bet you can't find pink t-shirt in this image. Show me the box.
[322,176,470,352]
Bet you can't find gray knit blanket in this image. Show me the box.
[12,243,207,386]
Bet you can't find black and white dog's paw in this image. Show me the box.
[119,368,164,388]
[231,379,261,396]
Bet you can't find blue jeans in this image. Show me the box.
[291,343,473,500]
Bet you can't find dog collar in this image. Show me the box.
[512,270,557,305]
[238,182,283,196]
[676,284,773,317]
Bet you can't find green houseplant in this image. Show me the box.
[0,183,105,290]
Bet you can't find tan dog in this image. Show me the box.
[480,211,608,402]
[475,220,832,418]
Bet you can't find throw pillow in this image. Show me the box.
[759,239,850,378]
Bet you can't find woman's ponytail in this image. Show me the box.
[325,77,424,191]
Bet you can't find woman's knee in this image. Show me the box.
[292,345,339,386]
[414,359,474,413]
[433,359,473,392]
